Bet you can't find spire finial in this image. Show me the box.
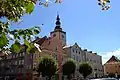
[54,13,62,31]
[56,12,60,21]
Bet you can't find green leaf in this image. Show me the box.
[107,0,110,3]
[18,30,24,36]
[26,46,35,54]
[27,29,33,35]
[35,26,40,30]
[34,29,39,35]
[22,35,26,40]
[24,40,30,47]
[0,33,8,48]
[10,40,21,53]
[25,2,35,14]
[26,43,35,53]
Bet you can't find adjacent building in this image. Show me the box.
[63,43,104,78]
[103,55,120,78]
[85,50,103,78]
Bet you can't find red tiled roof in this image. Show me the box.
[33,36,47,45]
[106,55,120,63]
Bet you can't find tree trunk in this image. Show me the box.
[83,74,87,79]
[67,75,71,80]
[48,76,51,80]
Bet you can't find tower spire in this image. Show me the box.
[54,13,62,31]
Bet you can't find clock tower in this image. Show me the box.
[50,14,66,47]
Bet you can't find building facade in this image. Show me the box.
[0,14,67,80]
[0,14,103,80]
[85,50,103,78]
[63,43,104,78]
[104,55,120,78]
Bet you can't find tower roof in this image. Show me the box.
[54,14,62,31]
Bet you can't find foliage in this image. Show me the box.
[79,63,92,79]
[62,60,76,80]
[0,0,62,54]
[37,56,57,80]
[0,0,111,54]
[98,0,110,10]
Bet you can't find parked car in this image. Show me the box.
[90,78,118,80]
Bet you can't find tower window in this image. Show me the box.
[53,34,56,37]
[62,35,64,38]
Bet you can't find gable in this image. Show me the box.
[72,43,81,50]
[106,55,120,63]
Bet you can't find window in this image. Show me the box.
[34,63,37,68]
[76,51,77,53]
[19,60,21,65]
[19,53,21,57]
[21,60,24,64]
[76,46,77,48]
[73,49,74,52]
[73,55,75,60]
[22,52,25,56]
[12,54,15,58]
[48,41,50,45]
[29,65,31,69]
[54,55,57,60]
[79,60,81,62]
[56,47,58,51]
[79,52,80,54]
[90,59,92,62]
[76,56,78,61]
[15,61,17,65]
[53,34,56,37]
[94,68,97,71]
[62,35,64,38]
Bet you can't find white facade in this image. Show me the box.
[84,50,104,78]
[64,43,84,63]
[63,43,104,78]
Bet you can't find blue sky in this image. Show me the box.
[11,0,120,62]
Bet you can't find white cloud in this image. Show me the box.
[99,48,120,64]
